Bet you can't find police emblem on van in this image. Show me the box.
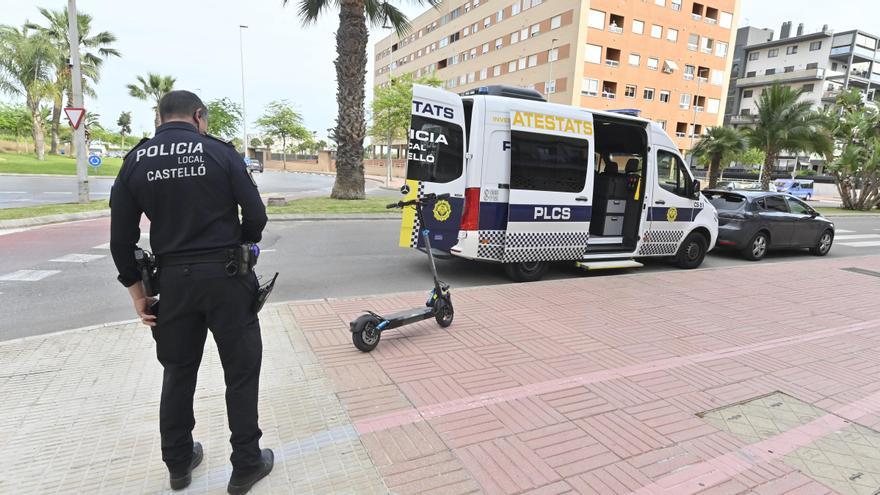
[667,207,678,222]
[433,199,452,222]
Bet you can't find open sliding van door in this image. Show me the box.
[399,85,467,252]
[503,108,594,268]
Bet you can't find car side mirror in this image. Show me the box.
[692,179,701,197]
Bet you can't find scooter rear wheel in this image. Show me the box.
[434,297,454,328]
[352,315,382,352]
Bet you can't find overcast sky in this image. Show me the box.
[1,0,877,140]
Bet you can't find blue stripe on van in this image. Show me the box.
[509,204,592,222]
[478,202,508,230]
[647,207,702,222]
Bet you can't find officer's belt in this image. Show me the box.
[158,248,235,267]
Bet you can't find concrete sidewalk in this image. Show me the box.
[3,256,880,494]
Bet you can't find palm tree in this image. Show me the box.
[127,73,175,128]
[0,25,55,160]
[287,0,440,199]
[117,111,131,147]
[691,126,746,189]
[27,7,120,155]
[744,83,831,190]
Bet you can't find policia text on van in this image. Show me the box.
[398,85,719,282]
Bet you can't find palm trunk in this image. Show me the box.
[707,155,722,189]
[331,0,368,200]
[50,94,62,154]
[28,98,46,161]
[760,151,775,191]
[154,107,161,129]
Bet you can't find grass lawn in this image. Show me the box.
[815,206,880,216]
[0,152,122,176]
[0,200,109,221]
[266,196,398,215]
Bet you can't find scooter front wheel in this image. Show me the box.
[352,314,382,352]
[434,297,454,328]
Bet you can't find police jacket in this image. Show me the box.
[110,121,268,287]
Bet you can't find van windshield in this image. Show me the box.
[406,115,464,183]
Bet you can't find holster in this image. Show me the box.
[134,248,160,297]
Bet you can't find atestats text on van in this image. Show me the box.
[398,85,719,282]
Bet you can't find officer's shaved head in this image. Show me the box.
[159,90,207,122]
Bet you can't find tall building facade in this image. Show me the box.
[727,23,880,129]
[373,0,741,152]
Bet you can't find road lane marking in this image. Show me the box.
[49,253,106,263]
[261,249,276,252]
[836,229,856,233]
[92,242,110,249]
[0,270,61,281]
[834,234,880,240]
[838,241,880,248]
[43,191,73,195]
[0,191,27,194]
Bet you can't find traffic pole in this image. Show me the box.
[68,0,89,203]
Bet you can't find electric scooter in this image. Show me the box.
[350,193,454,352]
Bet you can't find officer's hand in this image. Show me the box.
[133,297,158,327]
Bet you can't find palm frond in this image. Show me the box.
[293,0,337,25]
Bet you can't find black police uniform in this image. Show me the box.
[109,121,268,477]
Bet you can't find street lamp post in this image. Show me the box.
[68,0,88,203]
[239,25,248,158]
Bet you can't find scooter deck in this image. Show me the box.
[382,307,434,329]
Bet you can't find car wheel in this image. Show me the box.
[810,230,833,256]
[674,233,708,269]
[742,232,769,261]
[504,261,549,282]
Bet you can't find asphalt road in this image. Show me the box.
[0,171,341,208]
[1,215,879,341]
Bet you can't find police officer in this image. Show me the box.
[110,90,272,494]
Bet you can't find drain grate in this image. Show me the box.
[699,391,880,495]
[843,267,880,278]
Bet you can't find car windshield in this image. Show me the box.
[706,192,746,210]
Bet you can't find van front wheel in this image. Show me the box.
[504,261,549,282]
[674,233,708,269]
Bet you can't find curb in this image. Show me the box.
[0,209,110,229]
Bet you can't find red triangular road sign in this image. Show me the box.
[64,107,86,129]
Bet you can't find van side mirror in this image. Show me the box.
[692,179,701,197]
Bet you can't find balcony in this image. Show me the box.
[694,106,705,112]
[687,43,698,51]
[676,132,687,138]
[672,2,682,11]
[602,91,617,99]
[705,18,717,25]
[609,26,623,34]
[606,60,620,67]
[730,114,755,125]
[736,67,826,88]
[691,13,702,21]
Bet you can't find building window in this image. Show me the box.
[810,41,822,51]
[654,0,665,5]
[784,66,794,73]
[582,78,599,96]
[480,68,488,80]
[528,54,538,67]
[497,9,504,22]
[482,43,489,54]
[647,57,659,70]
[546,79,556,94]
[518,57,526,70]
[467,72,475,83]
[549,47,559,62]
[743,89,753,98]
[765,68,776,75]
[688,34,699,51]
[628,53,640,66]
[494,65,502,76]
[588,9,605,29]
[719,11,733,28]
[806,62,818,70]
[585,43,602,64]
[684,64,695,80]
[746,71,756,77]
[521,28,529,40]
[748,51,759,61]
[484,17,491,28]
[644,87,655,100]
[495,38,503,50]
[551,15,562,29]
[625,84,637,98]
[786,45,798,55]
[657,120,667,130]
[463,26,470,36]
[701,37,713,53]
[508,60,517,72]
[707,98,720,114]
[802,83,815,92]
[711,69,723,85]
[531,24,540,37]
[651,24,662,39]
[440,37,449,48]
[511,1,521,16]
[659,90,670,102]
[679,93,690,109]
[716,41,728,58]
[511,32,519,44]
[632,19,644,35]
[667,28,678,42]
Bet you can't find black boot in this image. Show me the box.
[169,442,204,490]
[227,448,274,495]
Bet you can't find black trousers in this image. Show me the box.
[152,262,263,474]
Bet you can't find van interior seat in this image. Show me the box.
[625,158,640,174]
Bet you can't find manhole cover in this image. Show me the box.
[699,392,880,495]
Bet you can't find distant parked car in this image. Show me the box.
[705,189,834,261]
[773,179,814,200]
[246,160,263,173]
[716,180,764,192]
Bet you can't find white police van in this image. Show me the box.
[399,84,718,282]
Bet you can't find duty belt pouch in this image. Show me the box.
[252,273,279,313]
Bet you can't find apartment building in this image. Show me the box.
[727,22,880,127]
[373,0,741,152]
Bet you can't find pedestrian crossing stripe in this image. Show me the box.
[838,241,880,248]
[835,234,880,241]
[0,270,61,281]
[50,254,106,263]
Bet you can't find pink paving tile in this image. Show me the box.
[590,377,661,408]
[452,367,522,396]
[429,348,493,374]
[360,421,448,467]
[430,407,511,449]
[379,451,481,495]
[473,342,536,368]
[324,362,392,392]
[539,387,616,421]
[628,370,700,398]
[565,460,653,494]
[337,384,412,421]
[518,422,620,477]
[576,410,671,458]
[499,361,563,386]
[398,375,470,407]
[377,354,447,383]
[455,437,560,494]
[486,396,567,434]
[520,480,576,495]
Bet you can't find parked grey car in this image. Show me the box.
[246,160,263,173]
[705,190,834,261]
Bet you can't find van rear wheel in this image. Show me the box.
[504,261,549,282]
[674,233,708,269]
